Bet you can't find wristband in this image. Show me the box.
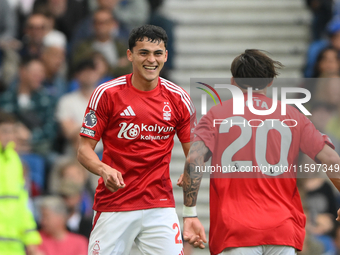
[183,205,197,217]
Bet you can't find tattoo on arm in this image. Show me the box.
[183,141,209,207]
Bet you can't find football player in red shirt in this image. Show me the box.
[77,25,196,254]
[182,49,340,255]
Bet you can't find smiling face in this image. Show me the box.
[127,37,168,88]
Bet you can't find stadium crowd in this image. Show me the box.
[1,0,340,254]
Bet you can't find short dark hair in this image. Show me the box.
[0,110,16,125]
[128,24,167,50]
[231,49,284,90]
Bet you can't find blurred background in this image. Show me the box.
[1,0,340,254]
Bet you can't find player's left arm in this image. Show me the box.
[182,141,210,249]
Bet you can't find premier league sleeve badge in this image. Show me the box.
[84,110,98,128]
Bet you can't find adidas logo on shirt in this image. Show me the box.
[120,106,136,116]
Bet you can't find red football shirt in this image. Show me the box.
[193,92,333,255]
[80,74,196,212]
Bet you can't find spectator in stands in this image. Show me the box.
[4,12,63,89]
[303,176,338,224]
[309,213,337,254]
[0,0,19,48]
[312,47,340,78]
[58,180,93,238]
[40,32,67,99]
[300,177,338,255]
[300,208,327,255]
[304,18,340,77]
[48,157,97,204]
[93,51,115,84]
[99,0,150,32]
[299,154,338,255]
[71,0,128,51]
[47,159,95,237]
[72,8,131,78]
[0,110,42,255]
[300,234,324,255]
[19,13,49,59]
[69,52,114,92]
[38,10,68,54]
[0,58,56,154]
[12,0,37,40]
[303,46,340,99]
[37,196,88,255]
[306,0,333,41]
[49,158,86,192]
[56,58,102,154]
[148,0,175,79]
[72,0,150,47]
[33,0,89,42]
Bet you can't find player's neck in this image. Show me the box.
[239,87,267,96]
[131,74,158,91]
[231,78,269,96]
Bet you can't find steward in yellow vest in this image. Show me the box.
[0,111,41,255]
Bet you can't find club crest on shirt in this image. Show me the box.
[163,102,171,121]
[84,110,97,128]
[92,240,100,255]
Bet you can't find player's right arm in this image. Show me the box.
[298,112,340,220]
[77,136,125,192]
[182,141,209,249]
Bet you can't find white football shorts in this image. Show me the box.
[219,245,297,255]
[88,208,184,255]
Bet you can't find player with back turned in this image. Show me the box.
[77,25,196,254]
[182,49,340,255]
